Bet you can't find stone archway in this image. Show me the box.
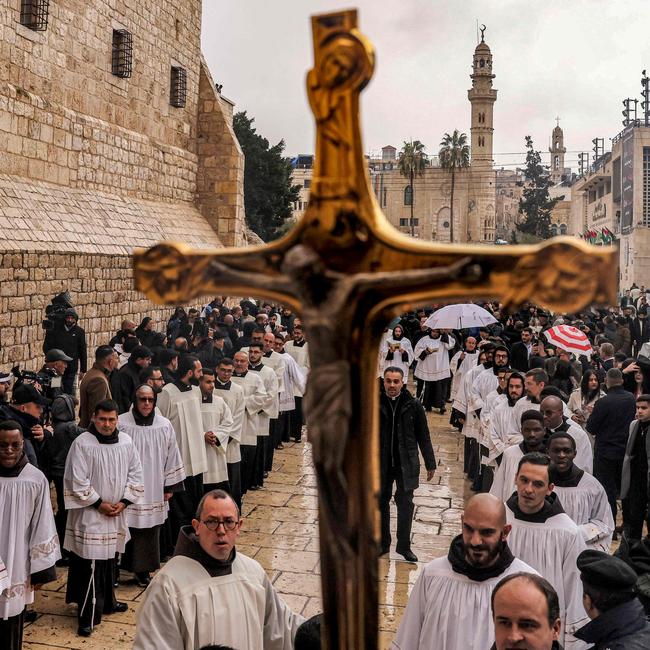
[435,206,451,242]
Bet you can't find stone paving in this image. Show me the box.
[24,410,470,649]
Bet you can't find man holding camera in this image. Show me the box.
[39,349,72,403]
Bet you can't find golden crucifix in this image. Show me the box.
[134,10,616,649]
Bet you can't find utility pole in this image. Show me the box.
[622,98,638,126]
[642,70,650,126]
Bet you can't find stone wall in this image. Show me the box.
[0,249,211,369]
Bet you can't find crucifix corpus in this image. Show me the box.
[134,10,617,649]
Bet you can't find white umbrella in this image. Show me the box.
[423,304,497,330]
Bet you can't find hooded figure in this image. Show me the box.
[47,394,86,555]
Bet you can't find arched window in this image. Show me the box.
[550,224,558,237]
[404,185,413,206]
[560,224,567,235]
[554,155,559,170]
[479,59,485,68]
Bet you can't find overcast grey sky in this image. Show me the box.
[202,1,650,171]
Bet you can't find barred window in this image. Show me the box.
[112,29,133,78]
[170,66,187,108]
[20,0,49,31]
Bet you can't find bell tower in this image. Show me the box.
[468,26,497,168]
[549,119,566,185]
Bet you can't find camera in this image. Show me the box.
[42,291,74,331]
[11,366,54,390]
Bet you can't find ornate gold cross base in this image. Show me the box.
[134,10,617,649]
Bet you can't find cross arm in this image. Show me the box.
[133,241,299,309]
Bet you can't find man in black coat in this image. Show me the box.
[586,368,637,524]
[42,308,87,396]
[575,549,650,649]
[110,346,152,414]
[508,326,533,373]
[379,366,436,562]
[631,307,650,356]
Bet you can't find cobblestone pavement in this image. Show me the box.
[24,411,470,649]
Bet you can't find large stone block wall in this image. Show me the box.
[0,250,211,369]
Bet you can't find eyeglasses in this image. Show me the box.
[137,397,155,402]
[201,518,239,531]
[0,442,23,451]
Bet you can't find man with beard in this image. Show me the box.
[231,351,267,496]
[139,366,165,394]
[379,325,414,383]
[157,355,206,542]
[487,372,525,467]
[379,367,436,563]
[118,385,185,587]
[540,395,593,474]
[213,359,245,510]
[490,410,546,501]
[414,328,455,414]
[0,421,60,648]
[449,336,478,422]
[547,432,614,552]
[64,399,143,637]
[505,453,588,649]
[392,494,536,650]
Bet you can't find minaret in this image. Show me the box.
[468,26,497,168]
[549,119,566,185]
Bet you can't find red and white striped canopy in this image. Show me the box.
[543,325,593,358]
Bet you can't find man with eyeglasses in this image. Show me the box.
[134,489,304,650]
[118,385,186,587]
[0,420,60,649]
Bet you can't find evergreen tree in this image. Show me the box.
[516,135,562,240]
[233,111,300,241]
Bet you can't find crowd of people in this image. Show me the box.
[0,298,317,649]
[381,292,650,648]
[3,290,650,648]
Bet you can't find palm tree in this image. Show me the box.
[398,140,428,236]
[439,130,470,243]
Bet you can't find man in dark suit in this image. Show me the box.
[509,327,533,373]
[621,394,650,541]
[631,307,650,356]
[587,368,637,524]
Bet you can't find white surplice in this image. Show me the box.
[133,552,304,650]
[458,364,490,440]
[64,431,144,560]
[489,443,524,502]
[486,400,522,464]
[449,350,478,402]
[157,383,207,477]
[414,335,455,382]
[261,350,286,393]
[392,555,536,650]
[478,389,506,455]
[553,473,615,552]
[506,502,589,649]
[379,335,414,380]
[231,372,267,445]
[250,364,279,436]
[285,340,309,397]
[118,411,186,529]
[277,352,306,413]
[214,380,245,464]
[0,463,61,619]
[200,394,233,484]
